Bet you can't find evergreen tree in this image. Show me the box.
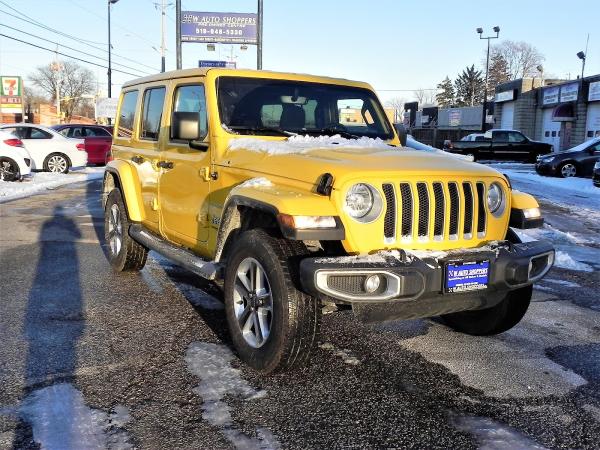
[487,53,510,99]
[454,65,484,107]
[435,76,455,107]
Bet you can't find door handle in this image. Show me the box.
[131,155,144,164]
[157,160,174,169]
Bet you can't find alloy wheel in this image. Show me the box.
[233,257,274,348]
[0,160,17,181]
[107,204,123,255]
[561,163,576,178]
[47,155,68,173]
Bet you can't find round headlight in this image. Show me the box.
[344,183,383,222]
[487,182,504,214]
[345,183,374,218]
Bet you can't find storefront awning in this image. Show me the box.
[552,103,575,122]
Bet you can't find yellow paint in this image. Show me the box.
[105,160,145,222]
[112,68,532,259]
[510,190,540,210]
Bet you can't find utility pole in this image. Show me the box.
[176,0,182,69]
[51,47,62,123]
[161,0,166,72]
[477,26,500,132]
[257,0,263,70]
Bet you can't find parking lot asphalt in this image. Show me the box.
[1,178,599,449]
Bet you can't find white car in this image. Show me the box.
[0,123,87,174]
[0,130,32,181]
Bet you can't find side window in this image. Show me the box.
[118,90,139,138]
[172,84,207,140]
[261,105,282,127]
[141,87,166,141]
[57,128,70,137]
[72,127,84,138]
[493,131,509,142]
[29,128,52,139]
[591,143,600,153]
[508,132,526,143]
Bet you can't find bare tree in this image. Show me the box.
[413,89,437,107]
[490,41,545,80]
[29,60,95,120]
[385,97,407,122]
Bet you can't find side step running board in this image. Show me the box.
[129,225,222,280]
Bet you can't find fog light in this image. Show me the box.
[523,207,541,219]
[364,275,381,293]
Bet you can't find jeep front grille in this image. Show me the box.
[382,181,488,244]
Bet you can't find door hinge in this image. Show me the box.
[150,197,159,211]
[200,167,218,181]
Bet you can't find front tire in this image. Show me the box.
[44,153,70,174]
[104,189,148,272]
[0,157,20,181]
[558,162,577,178]
[224,229,321,373]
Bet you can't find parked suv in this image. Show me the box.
[103,69,554,373]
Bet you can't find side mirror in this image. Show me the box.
[171,111,208,148]
[394,123,408,146]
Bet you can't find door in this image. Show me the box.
[158,81,212,253]
[491,130,510,159]
[113,87,164,232]
[500,102,514,129]
[585,103,600,139]
[541,108,560,151]
[16,126,54,170]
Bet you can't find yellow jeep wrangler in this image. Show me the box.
[102,68,554,373]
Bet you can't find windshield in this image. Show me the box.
[561,137,600,153]
[217,76,394,140]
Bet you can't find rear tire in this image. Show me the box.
[0,157,20,181]
[224,229,321,374]
[104,189,148,272]
[441,227,532,335]
[44,153,70,174]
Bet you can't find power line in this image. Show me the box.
[0,5,158,72]
[0,34,145,78]
[0,23,153,76]
[377,88,439,92]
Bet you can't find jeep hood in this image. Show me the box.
[220,136,503,186]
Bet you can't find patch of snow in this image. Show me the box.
[6,383,132,450]
[515,224,591,246]
[542,278,581,288]
[451,414,548,450]
[554,251,594,272]
[228,134,391,155]
[0,167,104,203]
[238,177,274,188]
[185,342,278,450]
[319,342,360,366]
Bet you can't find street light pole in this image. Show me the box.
[160,0,166,72]
[176,0,182,69]
[477,26,500,132]
[107,0,119,124]
[257,0,263,70]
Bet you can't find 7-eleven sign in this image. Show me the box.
[1,76,22,96]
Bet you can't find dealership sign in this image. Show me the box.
[449,109,461,126]
[560,83,579,102]
[1,76,23,114]
[181,12,257,44]
[495,90,514,102]
[543,86,559,105]
[589,81,600,102]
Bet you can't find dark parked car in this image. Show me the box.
[51,124,113,165]
[593,161,600,187]
[444,129,553,162]
[535,137,600,178]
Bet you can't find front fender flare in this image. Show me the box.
[104,160,145,222]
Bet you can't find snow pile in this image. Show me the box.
[451,414,549,449]
[238,177,274,188]
[319,342,360,366]
[12,383,132,450]
[554,251,594,272]
[0,168,104,203]
[185,342,279,450]
[228,134,391,155]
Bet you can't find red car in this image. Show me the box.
[50,124,113,165]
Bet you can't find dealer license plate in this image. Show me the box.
[445,260,490,293]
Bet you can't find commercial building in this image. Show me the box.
[494,74,600,151]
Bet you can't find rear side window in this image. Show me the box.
[141,87,166,141]
[57,128,70,137]
[118,90,138,138]
[29,128,52,139]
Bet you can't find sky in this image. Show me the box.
[0,0,599,105]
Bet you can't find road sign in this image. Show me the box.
[198,60,236,68]
[95,97,118,119]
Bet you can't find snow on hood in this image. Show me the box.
[228,134,392,155]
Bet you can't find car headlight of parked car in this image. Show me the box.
[540,156,555,163]
[595,161,600,170]
[487,182,504,215]
[344,183,383,222]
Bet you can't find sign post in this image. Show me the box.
[1,76,24,119]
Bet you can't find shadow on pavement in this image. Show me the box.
[12,206,84,449]
[85,178,107,255]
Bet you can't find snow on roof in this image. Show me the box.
[227,135,392,155]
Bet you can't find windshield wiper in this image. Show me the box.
[306,127,360,139]
[227,125,297,137]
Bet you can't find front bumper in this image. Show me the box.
[300,240,554,322]
[535,162,555,175]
